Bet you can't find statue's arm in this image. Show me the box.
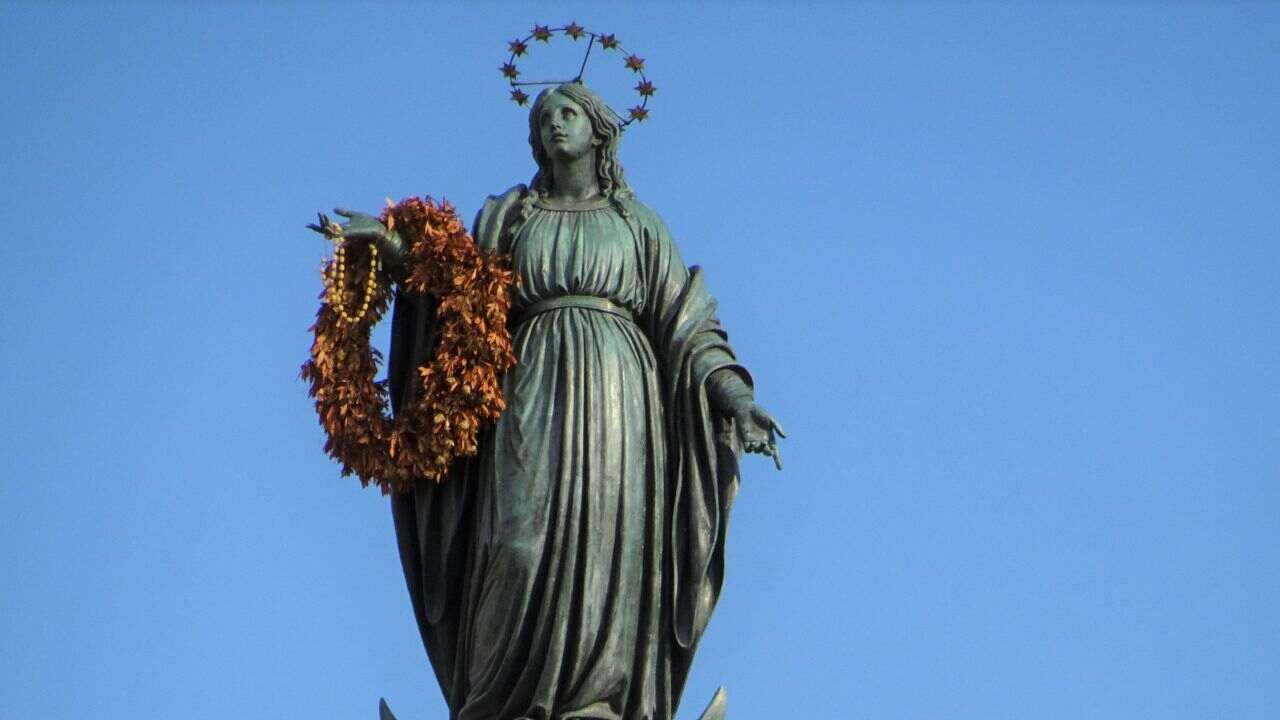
[636,203,786,468]
[697,331,785,470]
[314,186,527,283]
[706,366,754,417]
[378,230,409,282]
[309,208,409,281]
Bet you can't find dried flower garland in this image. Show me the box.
[301,197,517,494]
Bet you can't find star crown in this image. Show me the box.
[502,23,655,128]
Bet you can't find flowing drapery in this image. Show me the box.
[388,186,749,720]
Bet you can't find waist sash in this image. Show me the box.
[514,295,634,326]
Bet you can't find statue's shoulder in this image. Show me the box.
[475,184,527,224]
[472,184,528,250]
[486,184,527,210]
[618,195,664,228]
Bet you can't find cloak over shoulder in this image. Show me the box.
[387,185,749,715]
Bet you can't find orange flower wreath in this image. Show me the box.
[301,197,517,494]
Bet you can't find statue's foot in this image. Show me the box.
[697,686,727,720]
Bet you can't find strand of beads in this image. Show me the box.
[325,238,380,325]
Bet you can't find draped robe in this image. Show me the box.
[387,186,750,720]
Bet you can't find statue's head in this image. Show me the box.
[527,82,631,201]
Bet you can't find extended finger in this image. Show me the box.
[307,213,333,235]
[764,411,787,439]
[768,441,783,471]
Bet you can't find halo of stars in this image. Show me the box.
[502,23,655,128]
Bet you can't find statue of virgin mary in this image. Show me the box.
[338,81,784,720]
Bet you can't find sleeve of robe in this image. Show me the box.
[626,200,755,700]
[386,185,525,704]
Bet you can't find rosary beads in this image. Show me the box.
[325,238,380,325]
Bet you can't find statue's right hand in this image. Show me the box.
[308,208,407,276]
[333,208,389,243]
[306,208,388,242]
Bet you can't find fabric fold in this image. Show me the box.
[386,184,749,719]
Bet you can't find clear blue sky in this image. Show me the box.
[2,3,1278,719]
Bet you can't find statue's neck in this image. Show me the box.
[549,154,600,202]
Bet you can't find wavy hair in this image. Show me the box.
[513,83,633,232]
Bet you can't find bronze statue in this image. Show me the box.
[320,75,784,719]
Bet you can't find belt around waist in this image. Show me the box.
[514,295,634,325]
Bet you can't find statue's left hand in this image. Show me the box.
[733,403,786,470]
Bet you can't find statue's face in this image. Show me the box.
[538,93,598,163]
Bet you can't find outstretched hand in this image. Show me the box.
[733,403,787,470]
[306,208,387,244]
